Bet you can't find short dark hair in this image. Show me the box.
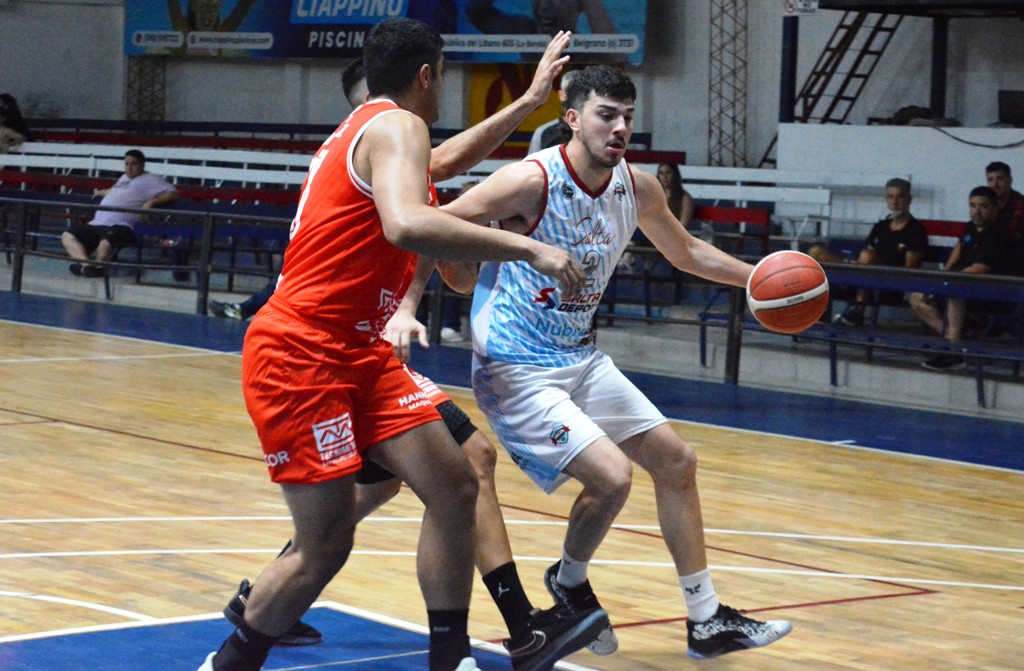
[969,186,998,204]
[364,18,444,98]
[986,161,1011,176]
[125,149,146,165]
[885,177,911,194]
[342,57,366,106]
[564,65,636,113]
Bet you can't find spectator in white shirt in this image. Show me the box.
[60,149,177,277]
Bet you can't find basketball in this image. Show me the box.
[746,250,829,334]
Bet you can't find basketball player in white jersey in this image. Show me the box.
[439,65,793,660]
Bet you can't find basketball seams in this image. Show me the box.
[746,250,829,334]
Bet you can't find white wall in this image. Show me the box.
[2,1,1024,166]
[778,123,1024,225]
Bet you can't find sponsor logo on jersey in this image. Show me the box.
[560,183,576,200]
[534,287,558,310]
[549,424,571,445]
[570,216,614,247]
[312,413,358,466]
[614,181,627,201]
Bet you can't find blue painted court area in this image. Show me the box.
[0,607,516,671]
[2,292,1022,470]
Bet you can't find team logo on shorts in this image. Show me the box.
[312,413,358,466]
[560,183,576,200]
[549,424,571,445]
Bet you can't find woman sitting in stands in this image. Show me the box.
[0,94,31,152]
[658,162,694,226]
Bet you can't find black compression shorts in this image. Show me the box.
[355,399,478,484]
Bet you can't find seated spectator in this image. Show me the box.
[909,186,1017,370]
[60,149,178,277]
[985,161,1024,236]
[0,93,31,152]
[527,70,576,154]
[658,162,694,226]
[831,178,929,326]
[209,281,275,320]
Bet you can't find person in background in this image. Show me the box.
[657,162,694,226]
[467,0,615,36]
[985,161,1024,236]
[0,93,32,151]
[528,70,576,154]
[832,177,929,327]
[909,186,1016,370]
[60,149,177,278]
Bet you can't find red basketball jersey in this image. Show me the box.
[273,99,437,341]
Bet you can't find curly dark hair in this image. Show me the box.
[564,65,636,112]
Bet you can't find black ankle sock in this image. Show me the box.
[212,619,278,671]
[482,561,534,642]
[427,608,470,671]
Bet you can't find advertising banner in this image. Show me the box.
[125,1,647,64]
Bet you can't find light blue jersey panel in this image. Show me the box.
[471,146,638,367]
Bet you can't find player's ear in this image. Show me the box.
[418,63,432,90]
[565,107,581,132]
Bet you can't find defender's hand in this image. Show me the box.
[523,31,572,108]
[528,243,585,297]
[384,310,429,362]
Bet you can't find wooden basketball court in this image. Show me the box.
[1,319,1022,670]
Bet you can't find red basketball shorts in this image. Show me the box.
[241,303,442,484]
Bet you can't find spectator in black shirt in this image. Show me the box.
[832,178,929,326]
[910,186,1016,370]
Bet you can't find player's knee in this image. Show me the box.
[590,460,633,505]
[294,527,356,580]
[462,433,498,483]
[657,440,698,484]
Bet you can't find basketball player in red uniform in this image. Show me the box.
[198,17,587,671]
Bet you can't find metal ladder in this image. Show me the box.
[760,11,904,167]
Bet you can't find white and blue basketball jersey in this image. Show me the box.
[471,145,638,367]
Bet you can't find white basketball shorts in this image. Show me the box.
[472,350,667,493]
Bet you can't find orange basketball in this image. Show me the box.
[746,250,829,334]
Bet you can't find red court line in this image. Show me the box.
[0,406,265,463]
[5,408,942,608]
[500,503,936,594]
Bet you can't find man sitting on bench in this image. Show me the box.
[60,149,177,277]
[909,186,1017,370]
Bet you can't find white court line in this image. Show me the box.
[0,589,157,622]
[0,318,239,355]
[0,548,1020,593]
[0,600,597,670]
[4,515,1023,556]
[0,351,229,365]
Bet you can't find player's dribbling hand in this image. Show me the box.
[384,310,429,362]
[524,31,572,107]
[528,244,585,296]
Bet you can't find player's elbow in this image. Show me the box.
[381,218,418,249]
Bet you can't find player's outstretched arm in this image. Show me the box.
[429,31,572,182]
[633,170,753,288]
[365,113,585,295]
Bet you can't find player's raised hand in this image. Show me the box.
[527,242,585,296]
[523,31,572,108]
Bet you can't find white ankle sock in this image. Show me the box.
[556,551,589,588]
[680,569,720,623]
